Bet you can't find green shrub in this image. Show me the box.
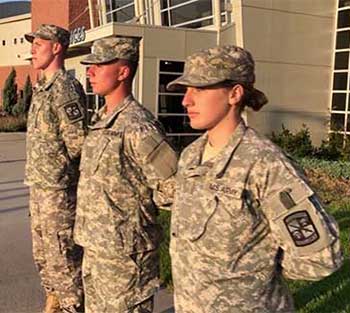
[2,68,17,115]
[12,98,26,116]
[22,75,33,113]
[0,114,27,132]
[158,210,172,287]
[270,124,314,158]
[314,133,343,161]
[298,157,350,180]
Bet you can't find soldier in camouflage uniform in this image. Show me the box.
[167,45,343,313]
[24,24,86,313]
[74,37,177,313]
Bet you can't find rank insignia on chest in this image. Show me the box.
[63,102,83,122]
[284,210,319,246]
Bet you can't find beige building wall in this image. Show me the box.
[0,14,31,66]
[240,0,337,145]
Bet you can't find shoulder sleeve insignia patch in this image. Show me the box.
[63,101,83,123]
[284,210,320,247]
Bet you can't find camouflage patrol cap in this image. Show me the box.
[25,24,71,48]
[81,37,140,65]
[167,45,268,109]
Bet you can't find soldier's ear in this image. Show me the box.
[117,64,131,81]
[228,84,244,107]
[52,42,63,55]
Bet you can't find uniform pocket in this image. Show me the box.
[188,195,219,242]
[80,137,110,175]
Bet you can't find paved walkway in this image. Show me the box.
[0,132,174,313]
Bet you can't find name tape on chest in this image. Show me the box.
[209,182,239,196]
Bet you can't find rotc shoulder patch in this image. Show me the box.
[284,210,320,247]
[63,101,83,123]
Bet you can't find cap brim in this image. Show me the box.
[80,53,118,65]
[24,33,35,43]
[167,74,226,91]
[24,32,56,44]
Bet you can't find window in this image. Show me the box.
[157,60,202,151]
[161,0,212,28]
[330,2,350,142]
[105,0,135,23]
[20,37,24,44]
[13,38,17,44]
[339,0,350,7]
[2,40,5,46]
[160,0,230,28]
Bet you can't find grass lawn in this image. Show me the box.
[158,163,350,312]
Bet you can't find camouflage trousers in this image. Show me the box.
[29,186,83,309]
[82,249,158,313]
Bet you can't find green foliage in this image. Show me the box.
[22,75,32,113]
[2,68,17,115]
[158,210,172,287]
[271,125,350,161]
[298,157,350,180]
[11,98,26,116]
[270,124,313,158]
[12,76,32,117]
[314,133,343,161]
[0,115,27,132]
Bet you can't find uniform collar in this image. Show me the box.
[183,119,247,178]
[35,68,65,92]
[90,94,133,130]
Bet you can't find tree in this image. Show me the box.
[23,75,32,113]
[2,68,17,115]
[12,75,32,116]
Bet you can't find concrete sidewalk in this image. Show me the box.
[0,132,174,313]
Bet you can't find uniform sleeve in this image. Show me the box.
[124,124,178,209]
[255,154,343,281]
[56,87,87,160]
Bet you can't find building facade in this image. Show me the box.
[0,0,342,148]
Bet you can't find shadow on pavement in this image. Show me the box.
[0,205,28,214]
[0,179,24,185]
[0,193,29,201]
[0,186,29,193]
[0,159,26,164]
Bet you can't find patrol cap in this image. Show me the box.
[25,24,71,48]
[80,37,140,65]
[167,45,268,110]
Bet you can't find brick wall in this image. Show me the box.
[31,0,70,30]
[32,0,92,31]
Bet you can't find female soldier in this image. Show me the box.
[167,45,343,313]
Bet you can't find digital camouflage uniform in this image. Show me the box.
[167,46,343,313]
[24,24,87,310]
[74,37,178,313]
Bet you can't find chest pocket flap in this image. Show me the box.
[187,194,219,242]
[81,137,110,175]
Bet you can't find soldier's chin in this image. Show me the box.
[189,121,205,130]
